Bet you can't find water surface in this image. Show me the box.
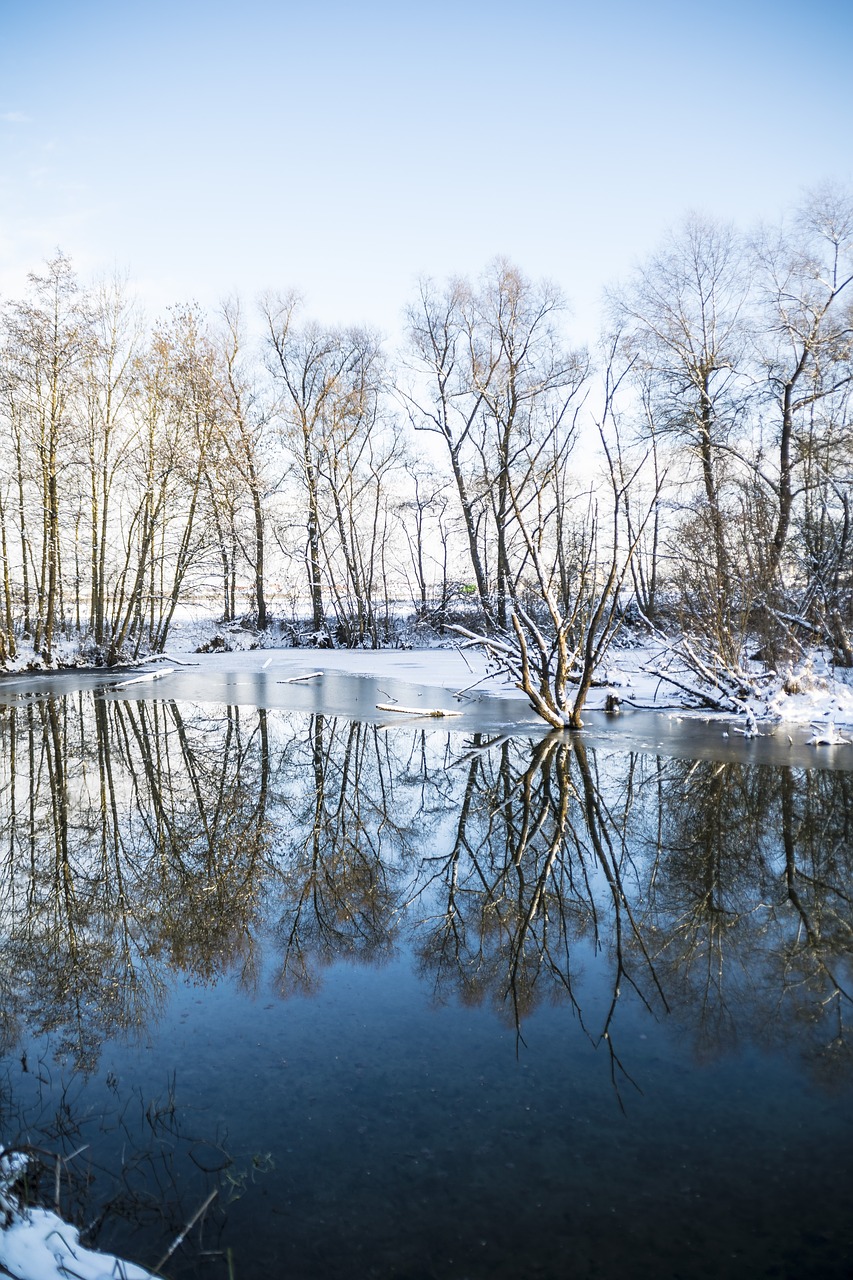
[0,681,851,1277]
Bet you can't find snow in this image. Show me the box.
[2,597,852,734]
[763,658,853,733]
[0,1151,157,1280]
[806,722,851,746]
[0,1208,157,1280]
[5,625,853,736]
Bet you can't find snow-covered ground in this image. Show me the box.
[761,657,853,739]
[4,620,853,735]
[152,626,853,737]
[1,1150,158,1280]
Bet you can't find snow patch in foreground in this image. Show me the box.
[1,1150,157,1280]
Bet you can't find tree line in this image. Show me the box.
[1,184,851,704]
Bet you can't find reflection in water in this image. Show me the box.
[406,734,668,1093]
[272,715,410,996]
[1,695,852,1075]
[0,695,271,1070]
[643,754,853,1077]
[1,693,853,1272]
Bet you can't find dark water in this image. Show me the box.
[1,687,852,1278]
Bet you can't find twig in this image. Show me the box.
[452,641,475,674]
[453,671,499,698]
[154,1188,218,1270]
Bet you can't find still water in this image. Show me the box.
[1,684,852,1278]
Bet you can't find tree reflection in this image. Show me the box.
[643,755,853,1079]
[408,733,668,1090]
[0,695,852,1084]
[0,693,272,1069]
[271,715,422,996]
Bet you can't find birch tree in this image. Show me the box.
[211,299,271,627]
[0,254,89,661]
[262,293,392,642]
[611,216,751,665]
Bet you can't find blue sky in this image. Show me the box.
[1,0,851,343]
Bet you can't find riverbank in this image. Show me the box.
[3,643,853,766]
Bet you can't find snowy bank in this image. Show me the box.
[0,1150,157,1280]
[4,638,853,749]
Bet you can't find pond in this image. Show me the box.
[1,674,852,1278]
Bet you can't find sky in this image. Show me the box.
[1,0,851,346]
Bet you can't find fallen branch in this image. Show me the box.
[278,672,323,684]
[110,668,174,690]
[376,704,462,718]
[150,652,198,667]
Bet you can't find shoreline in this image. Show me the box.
[1,648,851,769]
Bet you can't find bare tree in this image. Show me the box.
[1,254,89,660]
[82,273,141,648]
[396,459,454,625]
[214,298,272,628]
[611,215,751,665]
[754,186,853,575]
[262,293,392,642]
[403,261,589,632]
[466,259,590,627]
[454,346,659,728]
[402,275,494,618]
[263,293,341,634]
[747,185,853,660]
[108,305,220,659]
